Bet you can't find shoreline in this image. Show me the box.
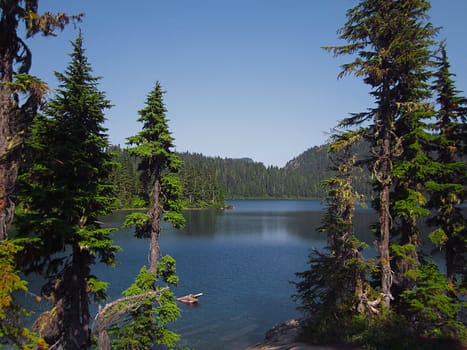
[245,319,361,350]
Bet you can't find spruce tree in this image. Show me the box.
[319,0,467,345]
[124,81,185,272]
[427,42,467,283]
[107,81,185,349]
[294,130,373,342]
[0,0,81,240]
[15,33,118,349]
[324,0,437,308]
[0,5,79,345]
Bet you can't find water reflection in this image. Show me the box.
[178,209,223,237]
[17,200,385,350]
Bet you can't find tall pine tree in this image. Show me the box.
[294,129,373,342]
[15,33,118,349]
[1,5,79,345]
[324,0,437,308]
[426,42,467,283]
[107,81,185,348]
[124,81,185,273]
[0,0,81,240]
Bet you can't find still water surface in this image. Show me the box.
[21,200,376,349]
[95,200,376,349]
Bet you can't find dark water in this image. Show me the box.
[96,200,377,349]
[21,200,377,349]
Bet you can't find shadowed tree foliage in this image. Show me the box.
[300,0,467,347]
[0,2,80,348]
[15,33,118,349]
[106,145,374,206]
[426,41,467,284]
[0,0,81,240]
[324,0,437,308]
[294,130,375,343]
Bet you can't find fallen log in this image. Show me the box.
[177,293,203,304]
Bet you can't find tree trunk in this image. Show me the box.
[65,245,91,349]
[79,250,91,348]
[379,136,393,308]
[446,239,455,282]
[0,27,15,241]
[150,178,162,274]
[0,7,29,241]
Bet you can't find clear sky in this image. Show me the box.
[28,0,467,167]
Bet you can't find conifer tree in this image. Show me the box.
[107,258,181,349]
[294,130,373,342]
[0,0,81,241]
[15,33,118,349]
[124,81,185,273]
[1,5,79,345]
[109,81,185,348]
[324,0,437,308]
[426,42,467,283]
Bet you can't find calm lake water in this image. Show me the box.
[21,200,377,349]
[95,200,377,349]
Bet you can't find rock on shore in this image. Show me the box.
[245,319,360,350]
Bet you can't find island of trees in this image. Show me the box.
[0,0,466,349]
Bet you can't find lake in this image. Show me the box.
[21,200,377,349]
[94,200,377,349]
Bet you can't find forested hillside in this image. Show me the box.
[179,143,374,200]
[108,144,373,207]
[178,148,332,199]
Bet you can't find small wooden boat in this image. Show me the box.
[177,293,203,304]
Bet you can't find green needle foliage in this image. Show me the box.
[401,262,467,340]
[124,81,185,272]
[294,130,374,343]
[110,81,185,348]
[15,33,119,349]
[0,4,80,347]
[324,0,438,308]
[297,0,467,347]
[426,41,467,284]
[0,0,82,241]
[109,257,181,350]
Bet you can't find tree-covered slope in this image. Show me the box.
[109,143,373,206]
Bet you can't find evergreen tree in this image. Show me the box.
[179,154,225,208]
[15,33,118,349]
[0,0,81,240]
[107,258,181,350]
[316,0,467,345]
[426,42,467,283]
[0,5,79,345]
[124,81,185,272]
[111,81,185,348]
[324,0,437,308]
[400,262,467,340]
[294,130,374,343]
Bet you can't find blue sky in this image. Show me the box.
[28,1,467,167]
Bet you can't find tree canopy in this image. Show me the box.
[295,1,467,347]
[15,33,118,349]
